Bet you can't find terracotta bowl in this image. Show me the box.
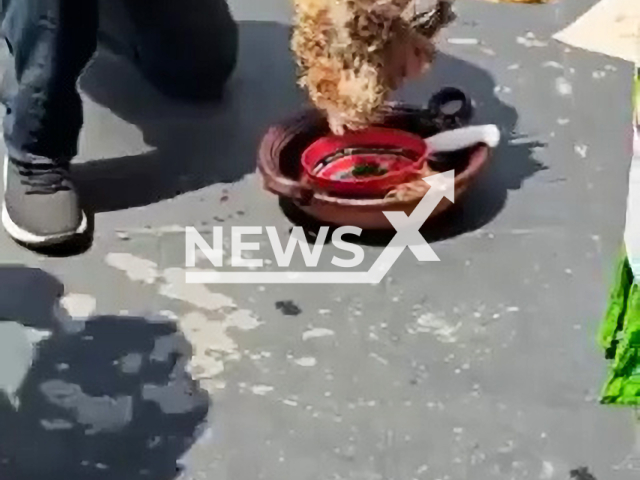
[258,105,491,230]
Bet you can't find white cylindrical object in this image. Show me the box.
[425,125,501,153]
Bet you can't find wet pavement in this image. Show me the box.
[0,0,637,479]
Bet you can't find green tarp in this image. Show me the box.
[599,68,640,405]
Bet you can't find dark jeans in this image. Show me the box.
[0,0,238,165]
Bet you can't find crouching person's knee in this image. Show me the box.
[133,0,238,102]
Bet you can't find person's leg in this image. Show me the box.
[0,0,98,245]
[99,0,238,102]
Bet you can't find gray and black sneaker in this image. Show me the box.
[2,156,87,246]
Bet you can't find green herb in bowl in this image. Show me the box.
[352,162,388,177]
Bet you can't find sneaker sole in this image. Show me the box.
[2,156,88,246]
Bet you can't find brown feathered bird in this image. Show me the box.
[291,0,456,135]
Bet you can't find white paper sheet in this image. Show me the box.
[553,0,639,64]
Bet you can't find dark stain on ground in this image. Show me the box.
[0,266,210,480]
[570,467,598,480]
[275,301,302,316]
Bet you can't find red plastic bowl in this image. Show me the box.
[301,127,429,197]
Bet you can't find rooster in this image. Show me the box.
[291,0,456,135]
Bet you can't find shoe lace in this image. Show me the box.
[18,163,72,195]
